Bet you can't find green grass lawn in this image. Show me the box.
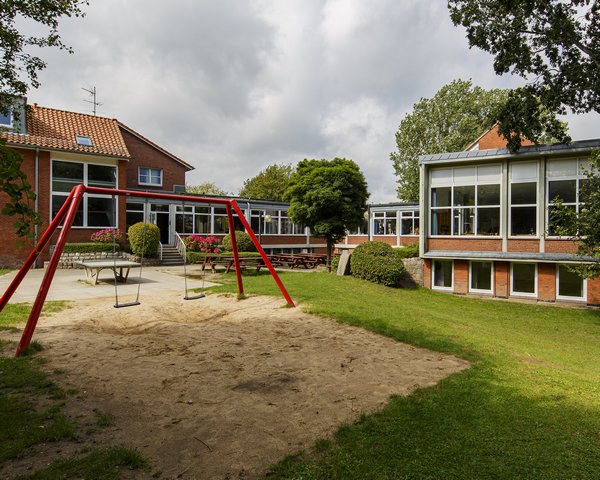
[0,303,146,479]
[210,271,600,479]
[0,269,11,276]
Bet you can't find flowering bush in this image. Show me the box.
[90,228,124,244]
[184,235,221,253]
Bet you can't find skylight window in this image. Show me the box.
[76,135,93,146]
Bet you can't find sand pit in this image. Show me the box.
[3,293,469,479]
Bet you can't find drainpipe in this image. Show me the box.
[34,147,40,268]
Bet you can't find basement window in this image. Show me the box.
[75,135,93,146]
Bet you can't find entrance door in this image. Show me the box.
[150,204,171,244]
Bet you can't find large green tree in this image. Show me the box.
[391,79,509,202]
[186,182,229,196]
[448,0,596,151]
[551,151,600,277]
[1,0,87,238]
[239,163,294,201]
[284,158,369,268]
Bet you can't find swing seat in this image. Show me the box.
[114,301,141,309]
[184,292,206,301]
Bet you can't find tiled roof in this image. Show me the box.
[0,105,130,158]
[419,138,600,165]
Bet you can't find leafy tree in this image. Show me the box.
[1,0,87,238]
[284,158,369,269]
[186,182,229,196]
[448,0,596,151]
[239,163,294,201]
[550,151,600,278]
[390,79,509,202]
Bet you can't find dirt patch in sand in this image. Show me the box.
[1,293,469,479]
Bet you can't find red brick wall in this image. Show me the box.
[346,235,368,245]
[428,238,502,252]
[423,259,431,288]
[372,235,397,246]
[537,263,556,302]
[494,261,509,298]
[545,239,578,254]
[588,277,600,306]
[454,260,469,294]
[120,127,188,191]
[400,235,419,246]
[507,239,539,252]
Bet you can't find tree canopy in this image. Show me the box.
[390,79,509,202]
[284,158,369,267]
[448,0,597,151]
[185,182,229,196]
[239,163,294,201]
[1,0,86,238]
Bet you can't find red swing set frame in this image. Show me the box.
[0,185,295,357]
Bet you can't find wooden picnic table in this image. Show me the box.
[77,260,141,285]
[268,254,322,269]
[199,255,266,273]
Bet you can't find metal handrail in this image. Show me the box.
[158,242,163,261]
[175,232,186,263]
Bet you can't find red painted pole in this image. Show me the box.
[225,203,244,297]
[230,200,295,307]
[0,189,75,313]
[15,185,85,357]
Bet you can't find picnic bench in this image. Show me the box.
[77,260,141,285]
[200,255,266,273]
[268,253,326,269]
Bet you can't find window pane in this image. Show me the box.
[548,204,576,236]
[477,208,500,235]
[194,214,210,234]
[263,217,278,234]
[477,184,500,206]
[511,206,537,235]
[87,196,115,227]
[558,265,584,298]
[281,216,293,234]
[214,215,229,234]
[511,182,536,205]
[0,106,12,126]
[52,161,83,192]
[471,262,492,291]
[548,180,576,203]
[126,211,144,230]
[432,209,451,235]
[374,219,385,235]
[453,185,475,206]
[414,218,420,235]
[512,263,536,294]
[126,202,144,211]
[431,187,451,207]
[386,218,397,235]
[453,207,475,235]
[52,195,83,226]
[401,218,414,235]
[433,260,452,288]
[88,164,116,188]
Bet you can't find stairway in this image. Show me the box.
[161,245,184,266]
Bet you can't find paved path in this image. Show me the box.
[0,266,218,304]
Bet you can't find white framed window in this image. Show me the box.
[0,106,12,128]
[556,264,586,301]
[547,158,590,237]
[510,262,537,298]
[509,162,538,236]
[432,259,453,291]
[400,210,420,236]
[51,160,117,228]
[373,211,397,235]
[138,167,163,186]
[430,165,501,237]
[469,261,493,294]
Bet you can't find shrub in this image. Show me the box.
[330,255,340,272]
[63,242,114,253]
[221,231,257,252]
[184,235,221,253]
[90,228,124,244]
[396,242,419,258]
[350,241,405,287]
[127,222,160,257]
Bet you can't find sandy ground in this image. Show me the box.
[1,293,469,479]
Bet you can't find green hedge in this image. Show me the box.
[63,243,115,253]
[128,222,160,257]
[350,241,405,287]
[187,251,261,264]
[396,242,419,258]
[221,231,257,252]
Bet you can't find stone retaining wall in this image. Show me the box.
[401,257,424,287]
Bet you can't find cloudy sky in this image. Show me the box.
[27,0,600,202]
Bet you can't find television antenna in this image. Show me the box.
[82,86,102,115]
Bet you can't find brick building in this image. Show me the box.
[418,127,600,306]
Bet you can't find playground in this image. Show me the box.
[0,288,468,478]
